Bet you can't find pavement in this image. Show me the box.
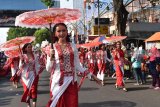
[0,71,160,107]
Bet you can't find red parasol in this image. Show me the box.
[92,36,106,42]
[77,42,102,49]
[103,36,127,43]
[15,8,81,48]
[0,36,35,57]
[4,48,21,58]
[15,8,81,28]
[110,35,127,41]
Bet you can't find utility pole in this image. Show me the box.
[97,0,100,36]
[83,0,88,42]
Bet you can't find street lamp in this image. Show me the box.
[87,0,104,36]
[93,0,103,36]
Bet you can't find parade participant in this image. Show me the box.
[78,47,86,67]
[85,47,97,77]
[46,23,101,107]
[96,44,110,86]
[41,40,49,66]
[18,43,44,107]
[112,41,127,92]
[105,45,112,77]
[3,57,20,88]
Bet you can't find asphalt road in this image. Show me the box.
[0,71,160,107]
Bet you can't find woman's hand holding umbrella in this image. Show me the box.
[50,49,55,61]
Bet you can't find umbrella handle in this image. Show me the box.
[18,45,23,56]
[49,23,54,49]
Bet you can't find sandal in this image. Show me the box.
[123,88,128,92]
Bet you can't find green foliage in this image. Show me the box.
[7,27,36,40]
[41,0,54,8]
[34,28,51,45]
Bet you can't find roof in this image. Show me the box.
[145,32,160,42]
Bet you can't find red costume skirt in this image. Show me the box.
[88,63,96,74]
[10,74,19,82]
[56,82,78,107]
[114,61,124,87]
[21,76,39,103]
[98,62,106,74]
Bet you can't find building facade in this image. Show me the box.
[60,0,85,43]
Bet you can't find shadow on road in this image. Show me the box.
[38,90,49,94]
[79,100,136,107]
[80,87,99,91]
[127,87,149,91]
[0,91,23,98]
[0,98,12,106]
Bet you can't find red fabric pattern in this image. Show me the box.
[79,51,85,64]
[68,44,75,84]
[21,76,39,103]
[56,82,78,107]
[55,43,75,86]
[55,43,65,86]
[10,74,19,82]
[97,50,106,74]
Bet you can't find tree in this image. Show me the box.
[113,0,129,36]
[34,28,50,45]
[7,27,36,40]
[112,0,159,36]
[41,0,54,8]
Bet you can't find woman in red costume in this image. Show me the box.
[78,47,86,67]
[3,57,20,88]
[85,47,97,76]
[96,44,110,86]
[18,43,44,107]
[46,23,100,107]
[112,42,127,92]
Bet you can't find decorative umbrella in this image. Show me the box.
[77,42,102,49]
[92,36,106,42]
[4,48,21,58]
[15,8,81,28]
[15,8,81,48]
[110,35,127,41]
[0,36,35,57]
[103,35,127,43]
[92,36,112,44]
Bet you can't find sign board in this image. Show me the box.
[92,25,108,35]
[95,18,109,25]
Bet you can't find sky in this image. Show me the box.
[0,0,46,10]
[0,28,9,45]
